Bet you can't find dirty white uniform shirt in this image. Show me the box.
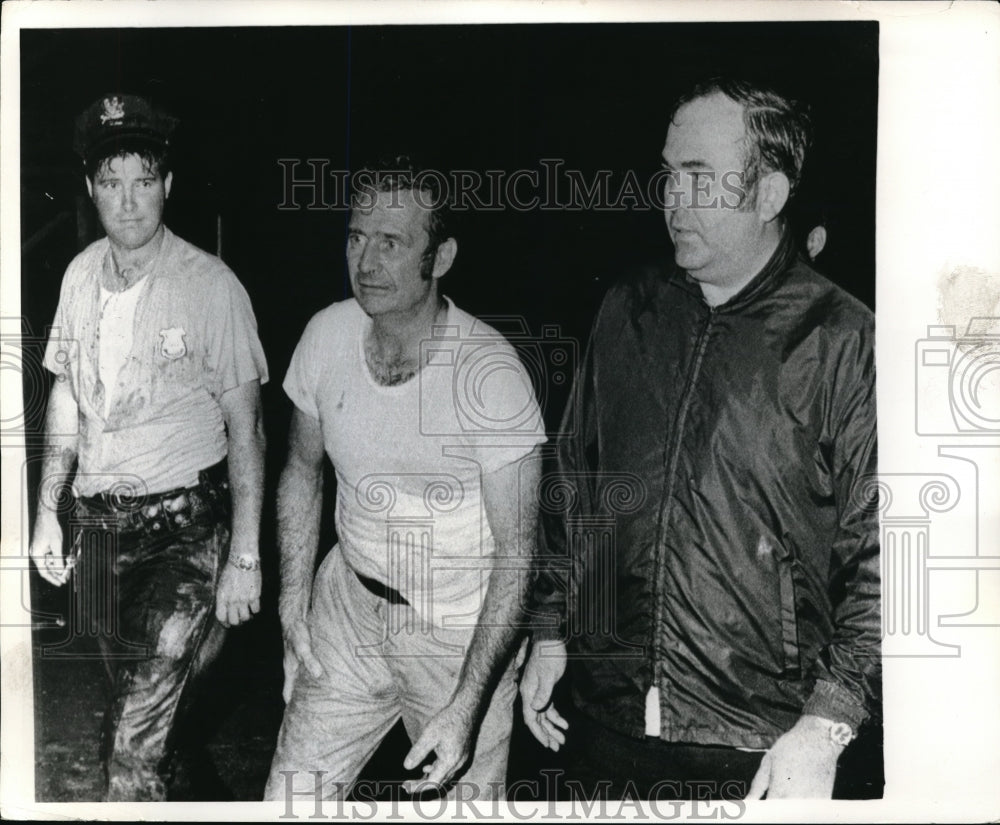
[44,228,268,496]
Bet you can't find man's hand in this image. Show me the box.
[745,714,844,799]
[215,560,262,627]
[402,696,478,794]
[519,639,568,751]
[281,617,323,704]
[30,517,71,587]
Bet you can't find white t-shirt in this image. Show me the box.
[284,297,547,628]
[97,282,144,418]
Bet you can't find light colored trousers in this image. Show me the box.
[264,549,516,801]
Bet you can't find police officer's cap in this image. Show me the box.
[74,93,178,162]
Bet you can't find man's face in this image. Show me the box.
[661,93,764,289]
[347,188,438,318]
[86,154,171,253]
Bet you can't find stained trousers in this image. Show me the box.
[72,474,229,801]
[264,549,517,802]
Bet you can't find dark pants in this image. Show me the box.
[72,464,230,801]
[561,708,763,801]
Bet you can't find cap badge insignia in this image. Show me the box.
[100,96,126,124]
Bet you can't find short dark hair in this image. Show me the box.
[670,77,812,208]
[84,137,171,183]
[350,154,452,279]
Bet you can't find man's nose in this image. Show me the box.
[358,241,378,273]
[121,185,137,211]
[663,175,692,213]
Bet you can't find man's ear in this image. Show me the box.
[806,225,828,261]
[431,238,458,280]
[756,171,790,223]
[164,171,173,199]
[85,176,93,198]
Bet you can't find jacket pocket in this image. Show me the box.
[775,548,801,679]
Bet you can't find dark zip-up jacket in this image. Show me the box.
[531,231,880,749]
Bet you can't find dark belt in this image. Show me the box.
[356,572,409,606]
[74,460,230,536]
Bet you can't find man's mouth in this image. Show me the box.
[671,226,698,239]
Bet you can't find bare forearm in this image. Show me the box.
[276,460,323,626]
[226,422,266,556]
[455,448,543,711]
[35,380,79,527]
[453,556,531,712]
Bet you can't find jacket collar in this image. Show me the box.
[670,226,799,312]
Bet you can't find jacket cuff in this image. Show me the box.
[802,679,869,732]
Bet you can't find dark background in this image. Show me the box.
[20,22,881,801]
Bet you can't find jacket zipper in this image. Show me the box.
[648,306,715,733]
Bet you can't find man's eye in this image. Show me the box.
[380,238,397,252]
